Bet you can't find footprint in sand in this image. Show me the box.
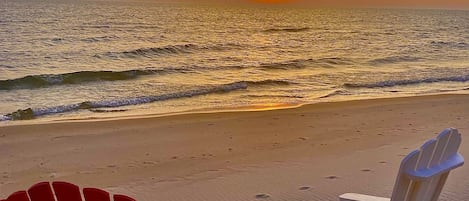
[299,186,311,190]
[255,193,271,199]
[361,169,372,172]
[325,175,339,179]
[142,161,156,165]
[51,135,71,141]
[299,137,309,141]
[379,161,387,164]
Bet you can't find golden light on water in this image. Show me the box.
[250,0,296,4]
[243,103,301,111]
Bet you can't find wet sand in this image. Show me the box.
[1,94,468,201]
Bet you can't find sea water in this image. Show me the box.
[1,0,468,121]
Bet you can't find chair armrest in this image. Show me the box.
[405,153,464,181]
[339,193,390,201]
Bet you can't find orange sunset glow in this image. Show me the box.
[241,0,469,8]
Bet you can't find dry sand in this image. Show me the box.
[0,94,468,201]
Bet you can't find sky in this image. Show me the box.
[187,0,469,9]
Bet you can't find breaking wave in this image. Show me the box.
[101,43,242,58]
[259,57,354,70]
[1,79,293,120]
[318,89,351,98]
[0,70,169,90]
[244,79,293,86]
[0,58,326,91]
[430,41,469,49]
[81,35,119,43]
[263,27,311,33]
[343,74,469,88]
[243,94,304,98]
[368,56,422,65]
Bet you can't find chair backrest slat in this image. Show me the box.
[429,131,451,167]
[429,172,450,201]
[6,191,30,201]
[391,128,463,201]
[27,182,55,201]
[52,182,82,201]
[391,150,420,201]
[83,188,111,201]
[114,194,137,201]
[410,139,439,201]
[416,139,437,170]
[421,130,456,201]
[441,129,462,163]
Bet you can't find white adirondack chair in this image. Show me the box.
[339,128,464,201]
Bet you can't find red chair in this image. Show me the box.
[1,181,136,201]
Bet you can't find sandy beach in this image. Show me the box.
[0,94,468,201]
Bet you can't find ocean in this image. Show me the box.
[1,0,468,122]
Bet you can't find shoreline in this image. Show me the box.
[1,92,467,127]
[1,93,468,200]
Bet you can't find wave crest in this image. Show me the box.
[259,57,354,70]
[244,79,293,86]
[368,56,422,65]
[0,64,293,91]
[1,79,292,120]
[82,35,119,43]
[0,70,165,90]
[318,89,351,98]
[102,43,242,58]
[430,41,469,49]
[263,27,310,33]
[343,74,469,88]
